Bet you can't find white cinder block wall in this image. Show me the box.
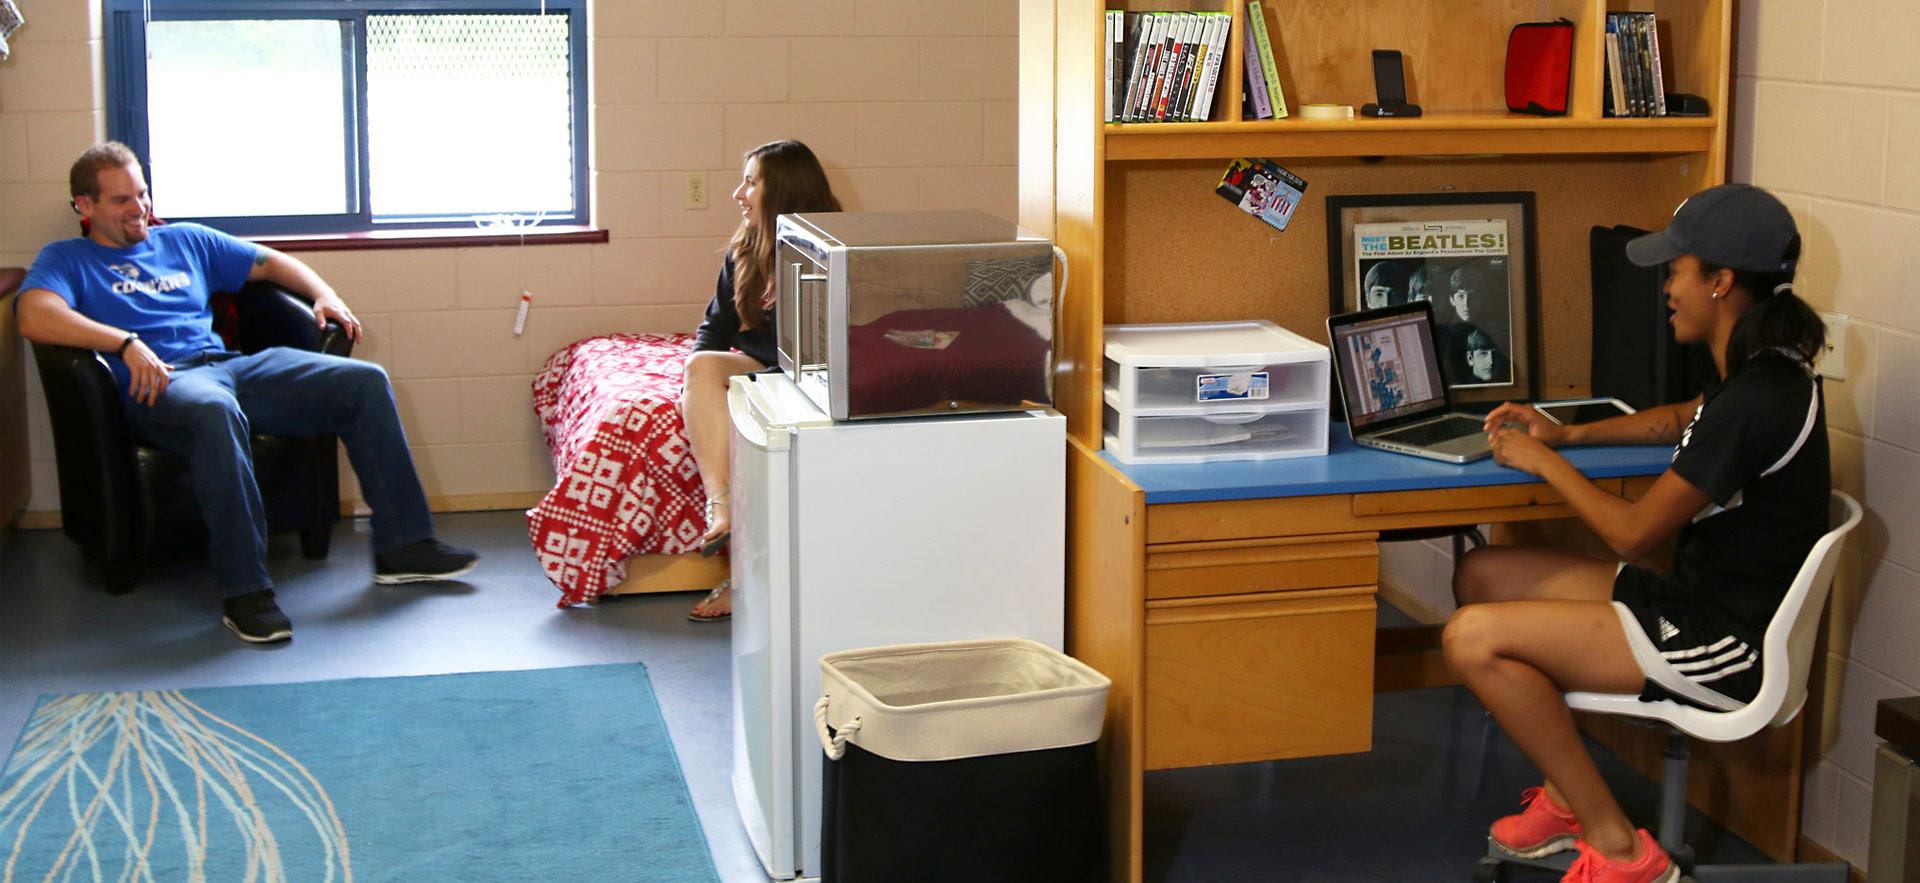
[0,0,1019,513]
[1732,0,1920,869]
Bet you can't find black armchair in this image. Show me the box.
[31,281,352,594]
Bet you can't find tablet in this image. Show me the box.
[1534,397,1635,426]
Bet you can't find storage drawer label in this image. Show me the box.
[1196,371,1268,402]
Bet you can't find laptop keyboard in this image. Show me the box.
[1376,415,1485,447]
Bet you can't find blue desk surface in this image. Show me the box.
[1102,425,1674,505]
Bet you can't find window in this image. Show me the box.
[105,0,588,236]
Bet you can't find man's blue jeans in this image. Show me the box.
[124,348,434,598]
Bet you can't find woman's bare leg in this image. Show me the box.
[1444,582,1653,864]
[680,350,764,618]
[1454,546,1619,606]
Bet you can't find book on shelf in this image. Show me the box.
[1125,14,1152,122]
[1216,158,1308,232]
[1121,12,1150,121]
[1632,14,1652,115]
[1191,14,1229,122]
[1160,13,1195,121]
[1171,14,1199,121]
[1603,12,1668,117]
[1108,10,1231,124]
[1243,11,1273,120]
[1644,13,1667,115]
[1144,13,1175,120]
[1161,14,1192,120]
[1106,10,1122,123]
[1246,0,1288,119]
[1603,21,1627,117]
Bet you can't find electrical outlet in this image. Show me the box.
[684,172,707,210]
[1818,311,1848,381]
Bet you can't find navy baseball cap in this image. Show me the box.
[1626,183,1799,273]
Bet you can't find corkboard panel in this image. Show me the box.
[1102,156,1690,396]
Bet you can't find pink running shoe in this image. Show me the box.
[1490,786,1583,859]
[1562,828,1678,883]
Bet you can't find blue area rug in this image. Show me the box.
[0,664,717,882]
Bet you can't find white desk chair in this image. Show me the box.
[1477,490,1862,882]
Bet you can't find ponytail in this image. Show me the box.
[1707,261,1825,375]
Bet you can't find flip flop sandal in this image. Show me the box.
[700,497,730,558]
[688,580,731,622]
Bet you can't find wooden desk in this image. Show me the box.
[1067,428,1674,883]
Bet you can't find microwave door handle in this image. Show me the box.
[799,273,827,373]
[783,261,803,374]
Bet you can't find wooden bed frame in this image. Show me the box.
[605,551,728,596]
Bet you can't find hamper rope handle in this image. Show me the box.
[813,694,861,760]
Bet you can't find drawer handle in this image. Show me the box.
[1199,412,1264,425]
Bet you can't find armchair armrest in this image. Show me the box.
[232,281,354,358]
[29,342,141,550]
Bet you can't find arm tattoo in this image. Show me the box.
[1644,412,1677,443]
[252,250,269,267]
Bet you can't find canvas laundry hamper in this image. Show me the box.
[815,638,1110,883]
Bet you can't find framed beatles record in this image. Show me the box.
[1326,191,1541,404]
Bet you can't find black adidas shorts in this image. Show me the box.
[1611,564,1764,710]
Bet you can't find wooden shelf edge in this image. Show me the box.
[1103,117,1715,161]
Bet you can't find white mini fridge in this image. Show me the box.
[727,372,1065,881]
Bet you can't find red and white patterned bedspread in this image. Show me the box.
[527,333,709,607]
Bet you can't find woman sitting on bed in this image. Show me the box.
[681,140,841,622]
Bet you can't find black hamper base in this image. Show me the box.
[822,735,1104,883]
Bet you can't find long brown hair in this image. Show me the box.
[730,141,841,330]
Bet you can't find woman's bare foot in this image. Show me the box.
[689,580,731,622]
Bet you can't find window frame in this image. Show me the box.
[104,0,590,237]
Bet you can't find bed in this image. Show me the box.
[527,333,726,607]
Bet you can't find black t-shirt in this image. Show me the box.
[1666,350,1830,636]
[692,256,776,367]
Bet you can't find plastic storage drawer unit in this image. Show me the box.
[1102,320,1330,464]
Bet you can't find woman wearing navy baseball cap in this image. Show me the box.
[1443,183,1829,883]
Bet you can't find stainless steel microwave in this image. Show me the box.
[774,210,1055,421]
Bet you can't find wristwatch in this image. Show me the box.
[114,332,138,356]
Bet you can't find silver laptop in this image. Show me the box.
[1326,302,1493,464]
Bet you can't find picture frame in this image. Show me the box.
[1325,191,1541,405]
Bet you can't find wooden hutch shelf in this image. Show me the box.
[1103,113,1717,161]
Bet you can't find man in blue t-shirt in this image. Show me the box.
[15,142,479,644]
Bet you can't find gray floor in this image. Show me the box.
[0,511,1770,882]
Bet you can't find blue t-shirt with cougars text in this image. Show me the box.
[20,223,259,393]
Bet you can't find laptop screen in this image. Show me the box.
[1329,304,1450,431]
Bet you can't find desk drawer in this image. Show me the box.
[1348,482,1604,517]
[1143,587,1374,770]
[1146,533,1377,600]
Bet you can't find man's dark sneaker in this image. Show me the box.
[223,589,292,644]
[373,538,479,585]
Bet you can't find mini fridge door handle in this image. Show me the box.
[728,379,779,453]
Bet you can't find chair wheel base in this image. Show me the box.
[299,525,333,560]
[102,560,139,595]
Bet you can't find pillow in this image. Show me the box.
[964,255,1053,308]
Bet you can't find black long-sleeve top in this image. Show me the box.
[692,256,776,367]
